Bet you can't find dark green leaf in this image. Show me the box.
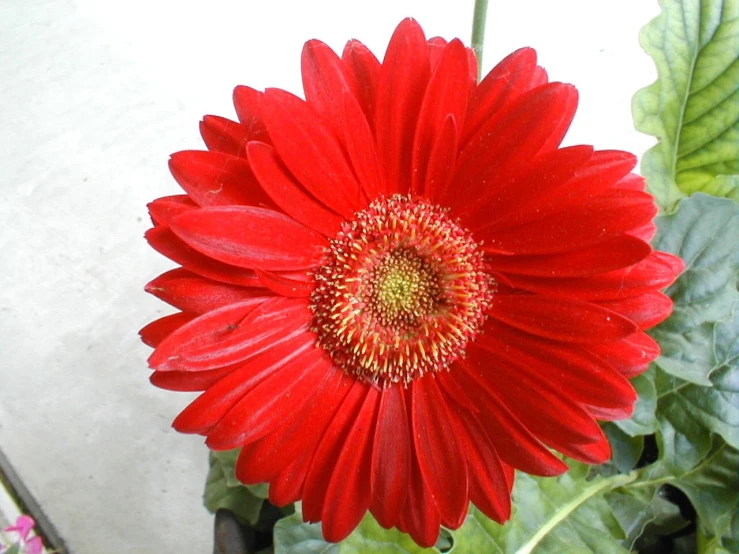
[614,369,658,436]
[650,194,739,453]
[603,423,645,474]
[607,487,688,550]
[204,449,267,525]
[670,440,739,540]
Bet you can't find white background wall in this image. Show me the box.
[0,1,660,552]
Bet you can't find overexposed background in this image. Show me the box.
[0,1,660,552]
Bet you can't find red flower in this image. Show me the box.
[141,18,683,546]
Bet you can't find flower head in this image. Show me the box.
[0,516,42,554]
[142,18,683,546]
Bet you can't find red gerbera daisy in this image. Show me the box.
[141,18,683,547]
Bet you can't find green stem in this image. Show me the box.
[471,0,490,82]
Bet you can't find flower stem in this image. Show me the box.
[471,0,490,81]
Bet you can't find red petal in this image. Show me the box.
[374,18,430,194]
[236,368,352,484]
[149,366,235,392]
[449,406,511,523]
[589,332,660,377]
[614,171,646,190]
[423,115,458,203]
[486,236,652,278]
[321,387,379,542]
[338,92,386,200]
[467,343,604,447]
[502,251,683,301]
[481,189,658,255]
[199,115,250,157]
[632,222,657,242]
[148,195,197,226]
[145,268,265,314]
[302,381,369,523]
[259,88,365,218]
[149,296,309,371]
[557,427,612,464]
[341,40,381,127]
[232,86,270,143]
[586,404,635,421]
[170,205,327,271]
[145,226,262,287]
[427,36,447,69]
[397,453,441,548]
[463,145,593,228]
[450,83,578,210]
[461,47,541,147]
[412,376,468,527]
[169,150,275,208]
[172,332,316,434]
[487,294,637,343]
[538,82,578,153]
[427,38,478,83]
[453,363,568,476]
[597,292,673,329]
[268,449,311,506]
[139,312,196,348]
[480,322,637,410]
[465,49,478,82]
[302,35,385,201]
[370,385,411,529]
[490,150,638,229]
[206,347,330,449]
[246,141,343,236]
[532,65,549,87]
[302,39,354,140]
[255,269,314,298]
[411,39,470,196]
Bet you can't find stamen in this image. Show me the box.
[310,195,492,387]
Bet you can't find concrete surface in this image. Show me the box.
[0,1,659,552]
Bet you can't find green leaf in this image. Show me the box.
[452,464,633,554]
[607,487,688,550]
[273,509,341,554]
[342,516,446,554]
[603,424,645,474]
[632,0,739,211]
[273,505,441,554]
[648,195,739,456]
[273,466,638,553]
[605,439,738,551]
[613,369,658,436]
[203,448,267,525]
[669,440,739,540]
[656,355,739,459]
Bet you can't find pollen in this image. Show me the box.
[310,195,493,387]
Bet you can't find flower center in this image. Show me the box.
[370,248,440,327]
[310,195,492,387]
